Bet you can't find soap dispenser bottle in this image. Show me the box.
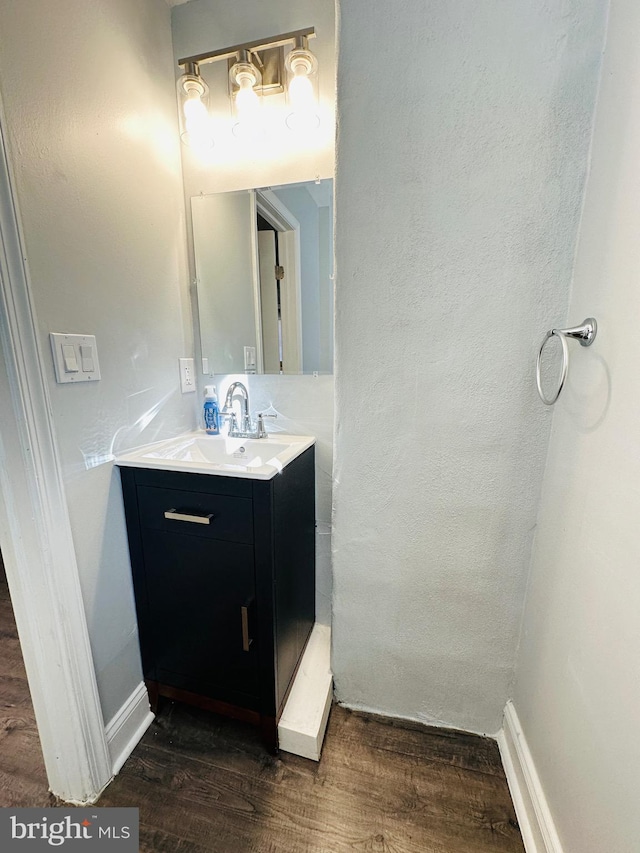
[203,385,220,435]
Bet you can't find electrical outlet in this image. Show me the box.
[179,358,196,393]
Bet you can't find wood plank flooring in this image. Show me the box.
[100,700,524,853]
[0,554,52,808]
[0,552,524,851]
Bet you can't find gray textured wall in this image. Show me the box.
[332,0,608,733]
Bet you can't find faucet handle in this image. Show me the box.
[256,412,277,438]
[219,408,238,431]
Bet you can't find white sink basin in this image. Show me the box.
[115,432,315,480]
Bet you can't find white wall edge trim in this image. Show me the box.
[0,97,112,803]
[106,682,154,776]
[497,701,564,853]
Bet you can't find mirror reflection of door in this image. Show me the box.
[257,224,280,373]
[255,193,303,375]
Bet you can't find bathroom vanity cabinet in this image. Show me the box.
[118,446,315,751]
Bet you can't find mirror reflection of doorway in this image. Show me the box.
[0,547,48,806]
[257,214,283,373]
[255,191,303,376]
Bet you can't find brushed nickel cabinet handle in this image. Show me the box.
[164,509,214,525]
[241,605,253,652]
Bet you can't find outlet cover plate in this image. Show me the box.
[179,357,196,393]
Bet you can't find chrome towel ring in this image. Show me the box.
[536,318,597,405]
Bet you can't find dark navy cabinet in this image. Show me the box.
[119,446,315,751]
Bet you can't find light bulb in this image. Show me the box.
[285,46,320,133]
[235,75,260,119]
[286,74,320,132]
[231,65,262,139]
[288,73,314,109]
[177,70,213,150]
[183,91,209,133]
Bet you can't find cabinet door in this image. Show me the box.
[141,530,259,706]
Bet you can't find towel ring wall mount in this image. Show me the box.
[536,318,597,405]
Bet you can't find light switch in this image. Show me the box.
[80,344,95,373]
[244,346,257,371]
[62,345,79,373]
[50,333,101,383]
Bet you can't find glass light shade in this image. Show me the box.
[177,71,214,150]
[229,59,263,139]
[285,47,320,132]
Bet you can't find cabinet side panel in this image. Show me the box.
[118,467,156,681]
[273,446,316,715]
[253,479,277,717]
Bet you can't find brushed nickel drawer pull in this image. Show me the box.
[241,605,253,652]
[164,509,214,525]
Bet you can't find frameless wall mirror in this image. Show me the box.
[193,178,333,375]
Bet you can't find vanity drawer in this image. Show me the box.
[137,485,253,544]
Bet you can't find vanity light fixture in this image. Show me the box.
[176,28,319,145]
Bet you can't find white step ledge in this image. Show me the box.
[278,623,333,761]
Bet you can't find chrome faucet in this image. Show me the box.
[220,381,276,439]
[223,381,251,434]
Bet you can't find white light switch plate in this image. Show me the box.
[244,346,257,371]
[179,357,196,393]
[50,333,101,383]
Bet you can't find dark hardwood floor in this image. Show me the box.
[0,552,523,851]
[99,700,524,853]
[0,552,52,808]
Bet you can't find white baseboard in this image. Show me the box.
[497,701,564,853]
[105,681,154,776]
[278,623,333,761]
